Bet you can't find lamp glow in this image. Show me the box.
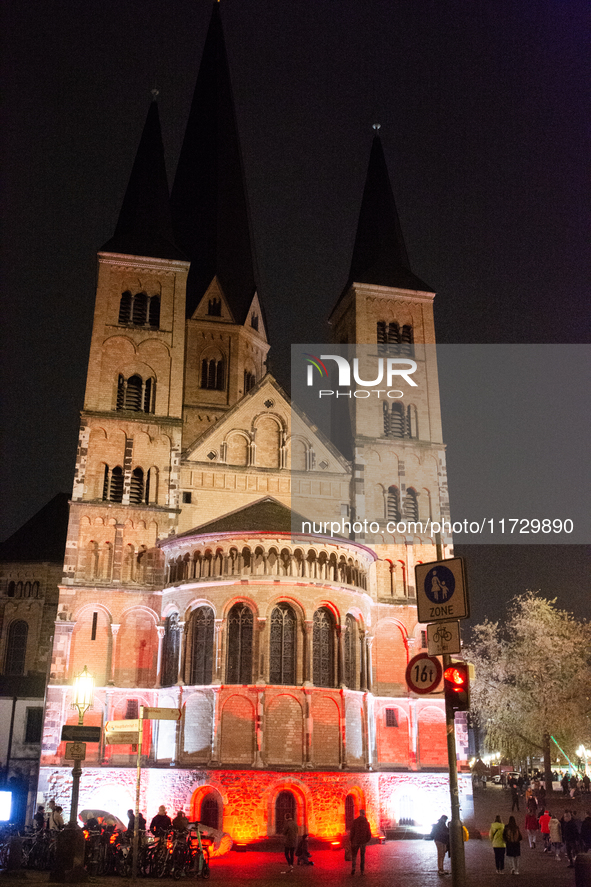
[72,665,94,725]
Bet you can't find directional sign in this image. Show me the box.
[61,725,101,743]
[105,731,140,745]
[142,707,181,721]
[415,557,469,624]
[105,719,140,733]
[65,742,86,760]
[405,653,443,695]
[427,621,462,656]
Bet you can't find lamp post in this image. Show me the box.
[68,666,94,828]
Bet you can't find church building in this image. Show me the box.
[38,4,470,845]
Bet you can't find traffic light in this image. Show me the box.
[443,661,470,712]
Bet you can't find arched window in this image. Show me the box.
[226,603,253,684]
[24,582,31,598]
[200,357,224,390]
[200,793,220,829]
[377,320,401,353]
[387,486,401,522]
[32,581,40,598]
[404,489,419,522]
[269,604,297,685]
[384,402,406,438]
[103,465,124,502]
[148,296,160,328]
[400,324,414,356]
[7,582,15,598]
[161,614,180,687]
[275,791,296,834]
[250,313,259,331]
[313,607,335,688]
[132,292,148,325]
[188,606,215,685]
[118,291,132,324]
[129,468,144,505]
[345,794,356,831]
[344,615,357,689]
[5,621,28,675]
[126,375,142,411]
[207,297,222,316]
[146,467,158,505]
[117,375,156,413]
[244,370,256,393]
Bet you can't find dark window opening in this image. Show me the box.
[250,313,259,331]
[118,291,132,324]
[189,606,215,685]
[132,292,148,325]
[385,708,398,727]
[148,296,160,328]
[6,620,28,675]
[201,358,225,390]
[244,370,256,393]
[182,492,192,504]
[130,468,145,505]
[275,791,296,833]
[103,466,124,503]
[207,298,221,316]
[387,486,401,522]
[344,614,357,689]
[313,607,335,688]
[161,614,180,687]
[200,794,220,829]
[226,603,253,684]
[25,708,43,744]
[91,612,98,641]
[269,604,297,685]
[345,794,356,831]
[7,582,15,598]
[404,489,419,522]
[125,699,139,720]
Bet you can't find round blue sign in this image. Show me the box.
[424,565,456,604]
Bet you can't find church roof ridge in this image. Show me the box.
[101,101,186,262]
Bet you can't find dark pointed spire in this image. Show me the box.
[102,101,185,261]
[339,133,432,299]
[171,2,258,319]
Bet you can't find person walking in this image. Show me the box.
[510,784,520,812]
[349,808,372,875]
[489,815,506,874]
[282,814,299,873]
[538,810,551,852]
[431,815,450,876]
[560,810,578,868]
[580,812,591,851]
[503,816,523,875]
[549,814,562,859]
[524,810,538,849]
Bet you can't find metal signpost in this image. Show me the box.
[106,707,181,881]
[414,556,470,887]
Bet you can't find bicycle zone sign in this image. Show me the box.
[405,653,443,694]
[427,620,461,656]
[414,556,469,624]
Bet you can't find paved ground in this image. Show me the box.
[5,787,591,886]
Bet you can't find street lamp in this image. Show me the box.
[71,666,94,725]
[577,745,589,776]
[68,666,94,829]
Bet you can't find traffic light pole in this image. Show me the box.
[443,651,466,887]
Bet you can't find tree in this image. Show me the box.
[464,591,591,788]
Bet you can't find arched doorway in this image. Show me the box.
[345,794,356,831]
[199,792,220,829]
[275,790,296,833]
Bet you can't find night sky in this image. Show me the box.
[1,0,589,626]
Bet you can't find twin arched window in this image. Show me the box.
[118,291,160,328]
[103,466,124,502]
[387,486,419,523]
[377,321,413,355]
[201,357,225,390]
[101,466,157,505]
[117,375,155,413]
[6,581,39,599]
[244,370,256,393]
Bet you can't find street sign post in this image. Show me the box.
[64,742,86,760]
[405,653,443,695]
[142,707,181,721]
[415,557,469,624]
[60,725,101,743]
[427,620,461,656]
[105,719,140,733]
[105,731,140,745]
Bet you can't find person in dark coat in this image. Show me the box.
[560,811,578,867]
[580,812,591,851]
[431,814,450,876]
[150,805,172,835]
[282,815,299,872]
[510,784,520,812]
[350,809,372,874]
[503,816,523,875]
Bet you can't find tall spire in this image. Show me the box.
[340,133,431,299]
[102,101,184,261]
[170,2,258,319]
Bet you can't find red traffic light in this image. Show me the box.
[443,662,470,712]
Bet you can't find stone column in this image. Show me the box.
[214,619,224,682]
[366,635,374,694]
[303,621,313,686]
[109,623,121,684]
[155,625,166,688]
[359,631,368,692]
[177,621,186,685]
[256,618,267,683]
[337,625,346,687]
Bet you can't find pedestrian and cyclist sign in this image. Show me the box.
[427,621,461,656]
[415,556,469,623]
[405,653,443,694]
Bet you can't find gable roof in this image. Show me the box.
[181,496,301,536]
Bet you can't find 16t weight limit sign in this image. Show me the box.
[405,653,443,695]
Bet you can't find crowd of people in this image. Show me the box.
[488,775,591,874]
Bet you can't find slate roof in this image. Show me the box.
[101,101,186,262]
[0,493,69,563]
[331,135,432,319]
[170,4,259,321]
